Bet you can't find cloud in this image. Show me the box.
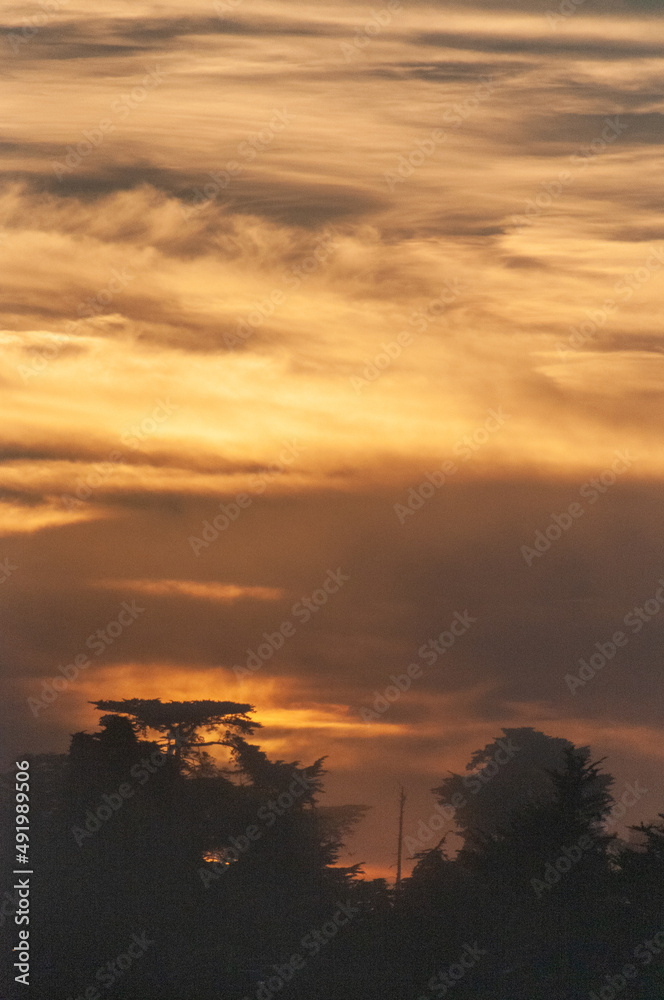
[525,111,664,146]
[414,27,664,60]
[0,498,103,535]
[2,0,664,874]
[94,578,285,603]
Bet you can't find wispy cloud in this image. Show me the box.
[94,578,284,602]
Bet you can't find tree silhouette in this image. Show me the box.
[3,714,662,1000]
[434,726,613,844]
[454,745,618,999]
[617,814,664,995]
[91,698,259,772]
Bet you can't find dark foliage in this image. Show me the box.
[2,714,663,1000]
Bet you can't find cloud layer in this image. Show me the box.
[2,0,663,875]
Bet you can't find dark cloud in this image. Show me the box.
[526,112,664,146]
[3,479,664,721]
[111,15,343,42]
[408,213,507,239]
[0,487,49,507]
[5,167,387,228]
[0,139,67,156]
[1,301,74,319]
[609,226,664,242]
[11,164,194,200]
[365,60,526,82]
[502,255,551,269]
[0,23,144,60]
[0,13,342,64]
[426,0,662,13]
[414,29,664,60]
[225,180,389,227]
[594,333,664,354]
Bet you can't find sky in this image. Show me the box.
[1,0,663,879]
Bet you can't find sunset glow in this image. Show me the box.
[3,0,663,879]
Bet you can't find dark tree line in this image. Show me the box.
[2,704,664,1000]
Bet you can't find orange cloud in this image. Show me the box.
[94,578,284,603]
